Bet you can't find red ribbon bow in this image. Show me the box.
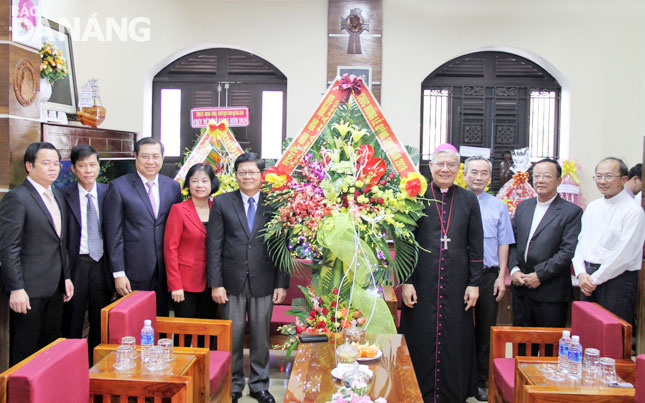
[334,73,364,103]
[208,121,227,131]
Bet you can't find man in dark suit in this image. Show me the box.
[61,145,114,361]
[103,138,182,316]
[208,153,289,403]
[510,158,582,351]
[0,142,74,365]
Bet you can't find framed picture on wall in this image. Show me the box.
[337,66,371,89]
[41,17,78,117]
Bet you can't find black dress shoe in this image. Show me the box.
[475,386,488,401]
[232,391,242,403]
[249,389,276,403]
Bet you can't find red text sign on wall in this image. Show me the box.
[190,107,250,128]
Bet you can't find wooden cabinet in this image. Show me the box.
[41,123,135,160]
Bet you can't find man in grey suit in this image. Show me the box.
[103,137,182,316]
[208,153,289,403]
[0,142,74,365]
[510,158,582,354]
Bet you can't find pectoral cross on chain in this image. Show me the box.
[441,233,451,250]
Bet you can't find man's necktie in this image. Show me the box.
[86,193,103,261]
[146,181,157,217]
[247,197,256,232]
[43,190,61,237]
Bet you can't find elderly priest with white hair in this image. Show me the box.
[400,143,484,403]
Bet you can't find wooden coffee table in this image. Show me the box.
[284,333,422,403]
[514,356,635,403]
[92,344,208,402]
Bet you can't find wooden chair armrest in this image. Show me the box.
[0,338,66,403]
[90,374,192,402]
[156,317,233,352]
[382,286,398,317]
[490,326,565,359]
[100,291,140,344]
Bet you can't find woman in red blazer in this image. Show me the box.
[164,164,219,331]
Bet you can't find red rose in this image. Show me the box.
[331,301,337,308]
[332,288,339,295]
[296,326,304,333]
[317,321,326,328]
[309,310,316,317]
[377,198,384,204]
[322,308,329,315]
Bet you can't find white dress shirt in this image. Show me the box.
[240,191,260,218]
[572,188,645,285]
[78,183,99,255]
[27,176,61,236]
[510,194,557,276]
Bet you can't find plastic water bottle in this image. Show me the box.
[140,319,154,362]
[557,330,571,374]
[568,335,582,379]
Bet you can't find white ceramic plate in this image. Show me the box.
[356,349,382,362]
[331,364,374,380]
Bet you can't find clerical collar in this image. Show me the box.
[604,188,629,204]
[431,182,452,193]
[537,193,557,207]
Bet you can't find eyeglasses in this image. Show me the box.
[532,174,555,180]
[236,171,261,177]
[433,162,458,170]
[593,174,620,182]
[38,161,60,169]
[138,154,162,161]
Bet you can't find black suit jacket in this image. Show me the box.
[103,173,182,282]
[207,190,289,298]
[0,180,69,298]
[509,195,582,303]
[61,182,114,292]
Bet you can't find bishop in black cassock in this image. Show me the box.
[400,144,484,403]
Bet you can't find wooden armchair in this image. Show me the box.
[489,301,632,403]
[0,338,191,403]
[100,291,233,403]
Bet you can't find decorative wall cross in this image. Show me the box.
[341,8,369,54]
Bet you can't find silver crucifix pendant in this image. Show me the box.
[441,234,451,250]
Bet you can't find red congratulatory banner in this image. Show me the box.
[191,107,249,128]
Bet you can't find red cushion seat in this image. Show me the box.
[570,301,623,359]
[493,357,515,403]
[108,291,157,344]
[270,304,295,334]
[8,339,89,403]
[209,350,232,393]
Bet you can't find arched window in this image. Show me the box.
[152,48,287,176]
[420,51,560,190]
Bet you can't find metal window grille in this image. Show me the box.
[529,90,557,159]
[421,88,449,158]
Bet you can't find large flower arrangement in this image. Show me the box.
[39,42,68,84]
[262,100,427,338]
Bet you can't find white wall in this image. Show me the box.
[42,0,645,199]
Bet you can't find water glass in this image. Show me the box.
[599,357,617,384]
[582,348,600,379]
[121,336,138,359]
[145,346,167,370]
[158,338,173,362]
[113,345,135,370]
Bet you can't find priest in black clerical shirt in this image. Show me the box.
[400,143,484,403]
